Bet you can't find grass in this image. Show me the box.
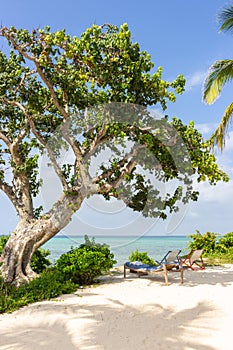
[0,268,78,314]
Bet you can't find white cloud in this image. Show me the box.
[185,70,207,91]
[194,179,233,204]
[195,122,217,136]
[224,131,233,152]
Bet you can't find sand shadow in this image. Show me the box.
[0,296,220,350]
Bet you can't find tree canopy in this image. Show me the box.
[0,24,228,285]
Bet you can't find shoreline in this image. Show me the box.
[1,264,233,349]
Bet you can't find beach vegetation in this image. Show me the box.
[0,235,115,313]
[128,249,157,266]
[0,24,228,285]
[187,231,233,263]
[55,235,116,284]
[187,231,217,254]
[0,268,77,314]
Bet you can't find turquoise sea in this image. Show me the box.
[43,235,191,266]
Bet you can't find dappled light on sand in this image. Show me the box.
[0,265,233,350]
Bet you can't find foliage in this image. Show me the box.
[0,235,116,314]
[0,235,9,256]
[0,24,228,221]
[0,23,229,285]
[203,3,233,149]
[30,248,51,273]
[187,231,218,255]
[0,235,51,272]
[0,268,77,314]
[128,249,157,265]
[55,235,116,285]
[187,231,233,263]
[218,232,233,248]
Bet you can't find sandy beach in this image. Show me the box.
[0,264,233,350]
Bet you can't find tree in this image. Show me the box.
[203,3,233,149]
[0,24,228,286]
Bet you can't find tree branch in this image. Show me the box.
[0,131,11,148]
[0,181,20,214]
[4,99,70,191]
[92,143,145,184]
[34,62,70,119]
[0,27,70,120]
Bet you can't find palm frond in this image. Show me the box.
[203,59,233,104]
[218,5,233,33]
[210,101,233,150]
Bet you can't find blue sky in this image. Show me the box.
[0,0,233,237]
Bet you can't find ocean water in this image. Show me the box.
[43,235,191,266]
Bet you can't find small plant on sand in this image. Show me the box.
[55,235,116,285]
[187,231,233,263]
[0,269,77,314]
[128,249,157,266]
[187,231,218,255]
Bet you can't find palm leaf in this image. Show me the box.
[218,5,233,33]
[211,101,233,150]
[203,59,233,104]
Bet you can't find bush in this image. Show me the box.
[0,235,51,272]
[0,269,77,312]
[55,235,116,285]
[0,268,77,314]
[218,232,233,249]
[128,249,157,266]
[186,231,233,264]
[0,235,116,314]
[30,248,51,273]
[187,231,218,255]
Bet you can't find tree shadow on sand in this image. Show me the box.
[1,266,232,349]
[0,295,221,350]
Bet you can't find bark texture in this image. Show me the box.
[0,194,83,286]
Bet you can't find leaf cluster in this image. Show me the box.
[128,248,157,266]
[187,231,233,263]
[55,235,116,284]
[0,268,77,314]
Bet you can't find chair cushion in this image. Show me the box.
[125,261,163,271]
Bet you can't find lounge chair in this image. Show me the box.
[155,249,181,265]
[124,261,183,285]
[180,249,205,270]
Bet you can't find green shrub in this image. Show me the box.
[128,249,157,266]
[186,231,233,264]
[30,248,51,273]
[0,268,77,314]
[218,232,233,249]
[55,235,116,285]
[187,231,218,255]
[0,235,51,272]
[0,235,116,314]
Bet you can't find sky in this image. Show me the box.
[0,0,233,238]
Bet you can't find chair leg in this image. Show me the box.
[163,264,169,285]
[180,266,184,284]
[124,264,126,278]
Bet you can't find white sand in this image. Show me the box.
[0,265,233,350]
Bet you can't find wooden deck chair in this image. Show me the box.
[180,249,205,270]
[123,261,183,285]
[155,249,181,265]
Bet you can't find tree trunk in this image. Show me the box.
[0,220,49,285]
[0,194,84,286]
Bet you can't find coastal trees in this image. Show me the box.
[203,3,233,149]
[0,24,228,285]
